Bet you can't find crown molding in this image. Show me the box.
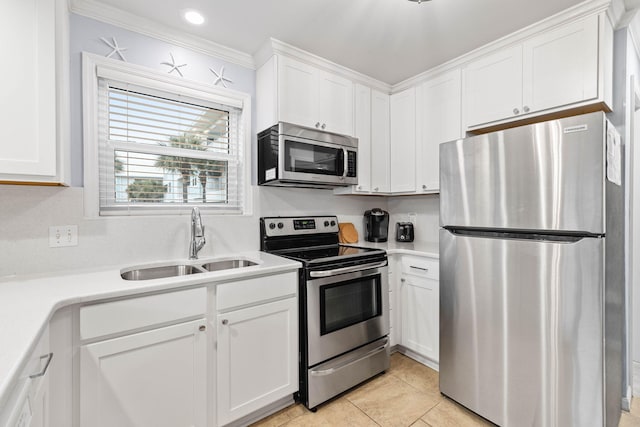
[392,0,613,92]
[69,0,255,69]
[255,38,392,94]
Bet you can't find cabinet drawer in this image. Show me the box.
[80,287,206,340]
[401,256,439,280]
[217,272,297,312]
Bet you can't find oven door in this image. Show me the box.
[306,265,389,366]
[279,135,349,185]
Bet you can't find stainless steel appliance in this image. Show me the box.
[439,112,624,427]
[395,222,414,242]
[364,208,389,242]
[260,216,389,410]
[257,122,358,188]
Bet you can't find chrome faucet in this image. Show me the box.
[189,207,206,259]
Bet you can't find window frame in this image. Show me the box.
[82,52,252,217]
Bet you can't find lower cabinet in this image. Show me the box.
[80,320,207,427]
[216,296,298,426]
[400,256,439,364]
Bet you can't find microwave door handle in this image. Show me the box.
[342,148,348,178]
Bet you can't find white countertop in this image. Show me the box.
[348,240,439,258]
[0,251,301,409]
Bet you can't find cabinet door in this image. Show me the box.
[353,84,372,193]
[401,271,439,362]
[464,45,523,127]
[318,71,354,135]
[278,56,318,129]
[417,69,462,193]
[390,87,417,193]
[0,0,57,180]
[522,15,599,113]
[217,297,298,426]
[370,90,391,193]
[80,320,207,427]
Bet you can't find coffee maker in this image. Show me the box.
[364,208,389,242]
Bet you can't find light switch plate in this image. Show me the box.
[49,225,78,247]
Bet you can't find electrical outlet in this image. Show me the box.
[408,212,417,224]
[49,225,78,247]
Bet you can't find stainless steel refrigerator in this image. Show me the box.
[439,112,624,427]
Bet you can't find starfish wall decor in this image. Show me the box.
[100,37,128,61]
[210,66,233,88]
[161,53,187,77]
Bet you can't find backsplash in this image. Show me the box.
[0,185,438,277]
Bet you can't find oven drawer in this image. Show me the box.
[307,337,389,409]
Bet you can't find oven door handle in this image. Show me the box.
[309,341,389,377]
[308,261,387,278]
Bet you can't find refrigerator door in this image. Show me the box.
[439,229,604,427]
[440,112,606,234]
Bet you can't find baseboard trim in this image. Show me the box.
[395,345,440,372]
[225,395,295,427]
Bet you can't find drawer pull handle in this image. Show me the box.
[410,266,429,272]
[30,353,53,379]
[199,325,206,332]
[221,319,229,325]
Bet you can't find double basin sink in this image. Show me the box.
[121,258,258,281]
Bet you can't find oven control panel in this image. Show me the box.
[262,216,339,237]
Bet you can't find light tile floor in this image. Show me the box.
[252,353,640,427]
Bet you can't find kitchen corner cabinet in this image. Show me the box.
[416,69,462,193]
[0,327,51,427]
[334,85,390,195]
[400,256,439,364]
[79,288,208,427]
[464,14,610,130]
[0,0,69,184]
[390,87,417,193]
[215,273,298,426]
[257,55,354,136]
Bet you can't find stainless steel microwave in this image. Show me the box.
[257,122,358,189]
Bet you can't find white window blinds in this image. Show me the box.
[96,77,245,215]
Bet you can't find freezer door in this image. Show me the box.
[440,112,606,234]
[439,229,604,426]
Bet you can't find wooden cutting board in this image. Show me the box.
[338,222,358,243]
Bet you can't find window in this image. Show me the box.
[83,53,251,216]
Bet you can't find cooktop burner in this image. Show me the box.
[273,244,380,262]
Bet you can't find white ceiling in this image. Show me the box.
[76,0,622,84]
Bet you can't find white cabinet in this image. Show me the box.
[388,254,399,347]
[371,90,391,193]
[390,87,417,193]
[80,321,207,427]
[215,273,298,426]
[79,288,207,427]
[416,69,462,193]
[464,14,609,129]
[0,328,51,427]
[0,0,68,184]
[400,256,439,364]
[258,55,354,136]
[351,84,373,193]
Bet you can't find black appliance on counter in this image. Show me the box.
[260,216,389,411]
[364,208,389,242]
[395,222,414,242]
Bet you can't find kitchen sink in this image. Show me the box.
[200,259,258,272]
[121,257,259,280]
[121,264,205,281]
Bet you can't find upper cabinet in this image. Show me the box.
[390,87,417,193]
[257,55,354,136]
[0,0,69,185]
[464,14,611,130]
[416,69,462,193]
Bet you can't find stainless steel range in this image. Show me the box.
[260,216,390,410]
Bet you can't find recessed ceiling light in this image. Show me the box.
[408,0,431,3]
[184,10,205,25]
